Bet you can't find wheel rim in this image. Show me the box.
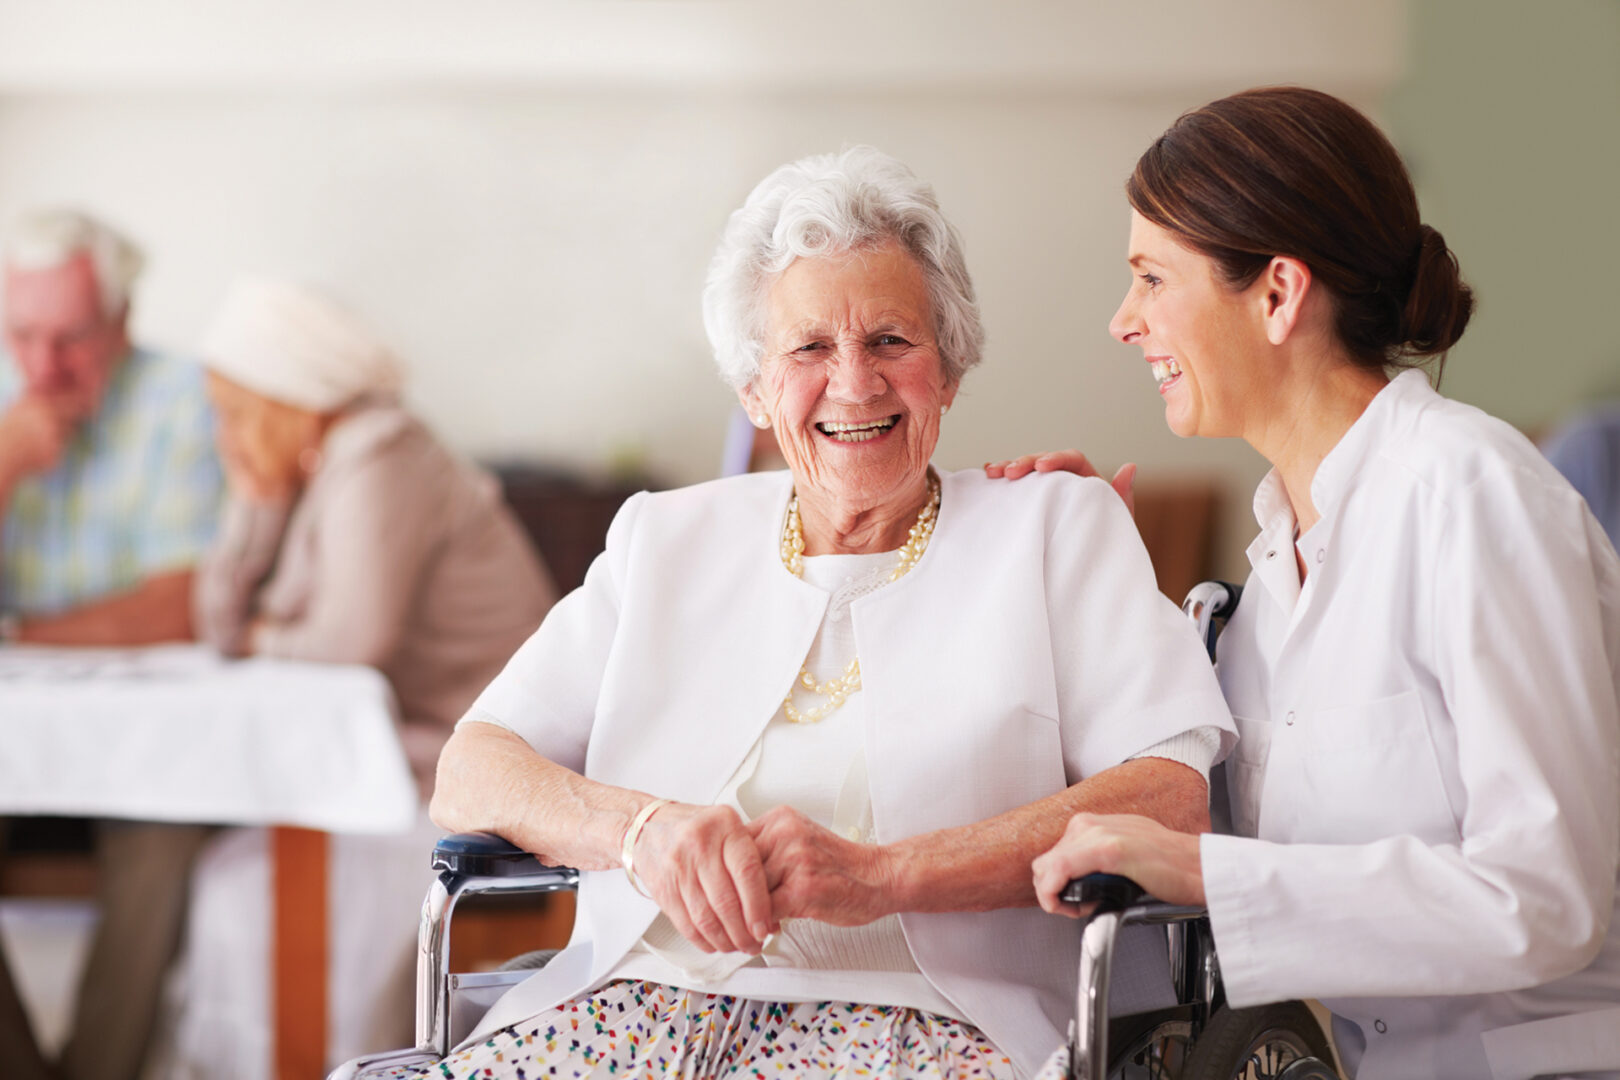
[1228,1026,1316,1080]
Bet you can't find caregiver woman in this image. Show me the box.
[1024,88,1620,1079]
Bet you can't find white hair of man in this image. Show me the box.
[3,207,146,319]
[702,146,984,390]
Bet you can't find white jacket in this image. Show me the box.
[462,467,1236,1077]
[1203,371,1620,1080]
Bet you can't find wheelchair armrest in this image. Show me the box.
[432,831,572,880]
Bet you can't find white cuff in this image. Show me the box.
[1128,725,1222,781]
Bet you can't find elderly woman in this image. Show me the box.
[194,279,556,790]
[408,147,1236,1080]
[1008,88,1620,1079]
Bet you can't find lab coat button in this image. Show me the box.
[1316,548,1326,564]
[1285,711,1296,726]
[843,826,862,842]
[1374,1019,1387,1034]
[1266,549,1277,560]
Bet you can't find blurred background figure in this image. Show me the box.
[157,278,556,1075]
[0,208,220,643]
[193,277,556,790]
[0,208,222,1080]
[1543,401,1620,549]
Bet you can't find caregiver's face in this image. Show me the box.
[743,241,955,513]
[1109,211,1269,439]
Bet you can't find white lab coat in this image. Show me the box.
[458,467,1236,1078]
[1202,371,1620,1080]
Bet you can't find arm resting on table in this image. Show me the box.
[13,568,195,645]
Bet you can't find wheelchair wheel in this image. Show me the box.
[1183,1001,1335,1080]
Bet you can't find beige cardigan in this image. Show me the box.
[196,403,556,789]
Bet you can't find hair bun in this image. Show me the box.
[1400,224,1474,357]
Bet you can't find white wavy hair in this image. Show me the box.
[3,207,146,318]
[702,146,983,390]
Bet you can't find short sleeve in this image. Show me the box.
[1045,478,1237,781]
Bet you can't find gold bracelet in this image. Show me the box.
[620,798,671,899]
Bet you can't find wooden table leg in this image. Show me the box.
[272,826,328,1080]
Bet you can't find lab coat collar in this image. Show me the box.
[1310,369,1433,522]
[1245,370,1437,616]
[1246,470,1302,615]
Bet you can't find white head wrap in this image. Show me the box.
[199,278,405,412]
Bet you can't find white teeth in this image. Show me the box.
[818,417,897,441]
[1151,359,1182,385]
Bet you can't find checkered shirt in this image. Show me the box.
[0,346,224,615]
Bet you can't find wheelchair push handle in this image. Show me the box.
[1061,871,1147,912]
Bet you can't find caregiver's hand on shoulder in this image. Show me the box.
[1032,812,1205,916]
[631,802,775,954]
[984,451,1137,517]
[749,806,897,928]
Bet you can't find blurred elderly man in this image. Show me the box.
[0,208,221,643]
[0,209,223,1080]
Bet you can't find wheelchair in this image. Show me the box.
[332,582,1339,1080]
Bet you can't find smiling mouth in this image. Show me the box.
[1150,358,1182,388]
[816,415,900,443]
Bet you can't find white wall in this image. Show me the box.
[1388,0,1620,430]
[0,2,1408,577]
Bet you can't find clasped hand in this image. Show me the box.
[630,803,897,955]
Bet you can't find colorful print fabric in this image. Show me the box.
[377,978,1019,1079]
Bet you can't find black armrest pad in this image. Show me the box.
[1061,871,1147,911]
[432,831,550,877]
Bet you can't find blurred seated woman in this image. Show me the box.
[194,279,556,791]
[409,147,1236,1080]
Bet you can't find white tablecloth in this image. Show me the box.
[0,644,417,834]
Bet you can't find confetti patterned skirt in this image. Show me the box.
[379,978,1019,1079]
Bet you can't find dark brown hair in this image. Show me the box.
[1127,86,1474,375]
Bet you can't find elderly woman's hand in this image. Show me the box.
[631,802,776,954]
[1032,812,1205,916]
[748,806,899,927]
[984,451,1137,517]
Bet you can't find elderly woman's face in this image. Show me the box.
[740,242,956,514]
[205,372,325,502]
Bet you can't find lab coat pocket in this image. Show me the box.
[1226,714,1271,837]
[1303,690,1458,844]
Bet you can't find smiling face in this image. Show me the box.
[1108,211,1273,440]
[3,253,130,419]
[739,241,955,535]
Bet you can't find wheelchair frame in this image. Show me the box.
[333,580,1337,1080]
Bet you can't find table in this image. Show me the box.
[0,644,418,1080]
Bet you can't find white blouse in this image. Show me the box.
[1201,371,1620,1080]
[611,551,960,1017]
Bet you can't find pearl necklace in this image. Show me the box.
[779,472,941,724]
